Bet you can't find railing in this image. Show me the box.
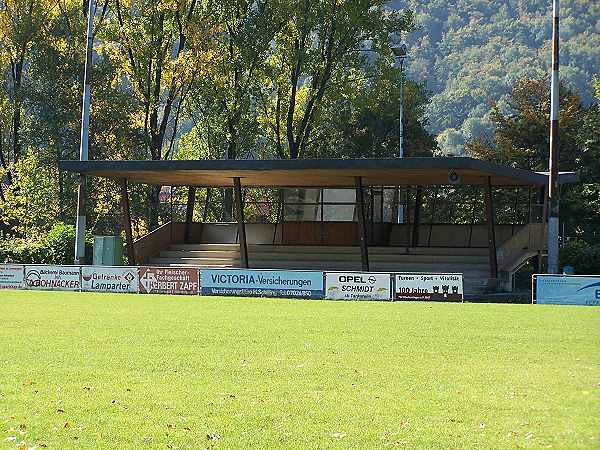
[498,223,547,272]
[497,223,547,291]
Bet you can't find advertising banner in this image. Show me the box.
[201,269,324,299]
[0,265,24,289]
[325,272,391,300]
[139,267,200,295]
[535,275,600,306]
[395,273,463,301]
[24,265,81,291]
[81,266,139,293]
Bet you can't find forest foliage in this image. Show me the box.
[392,0,600,155]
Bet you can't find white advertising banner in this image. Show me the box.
[395,273,463,301]
[24,265,81,291]
[201,269,324,299]
[325,272,392,300]
[81,266,139,293]
[535,275,600,306]
[0,265,24,289]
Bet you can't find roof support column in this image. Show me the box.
[355,176,370,272]
[484,177,498,284]
[233,177,249,268]
[120,178,136,266]
[185,186,196,243]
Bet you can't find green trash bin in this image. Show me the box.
[93,236,124,266]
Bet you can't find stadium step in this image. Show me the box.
[154,243,492,294]
[149,258,238,268]
[169,244,489,256]
[159,250,487,264]
[160,250,241,259]
[169,243,241,251]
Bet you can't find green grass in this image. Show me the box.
[1,291,599,449]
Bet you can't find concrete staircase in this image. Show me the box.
[150,244,491,295]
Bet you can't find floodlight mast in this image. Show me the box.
[392,43,408,224]
[391,43,408,158]
[547,0,560,274]
[74,0,94,265]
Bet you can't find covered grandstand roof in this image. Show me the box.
[59,157,579,187]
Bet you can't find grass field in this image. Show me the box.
[1,291,599,449]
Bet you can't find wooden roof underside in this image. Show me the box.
[59,157,577,187]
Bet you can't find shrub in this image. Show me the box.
[0,238,47,264]
[560,239,600,274]
[0,222,92,265]
[44,222,77,265]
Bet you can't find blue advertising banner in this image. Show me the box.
[201,269,324,299]
[536,275,600,306]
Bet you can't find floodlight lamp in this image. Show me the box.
[391,43,408,59]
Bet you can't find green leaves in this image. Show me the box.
[181,0,419,161]
[466,77,587,171]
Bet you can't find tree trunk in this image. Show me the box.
[0,126,10,196]
[148,185,161,230]
[58,169,65,221]
[11,58,24,164]
[11,108,21,163]
[203,187,212,222]
[222,111,238,221]
[223,189,233,222]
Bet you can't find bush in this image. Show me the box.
[560,239,600,274]
[0,222,92,265]
[45,222,76,264]
[0,238,47,264]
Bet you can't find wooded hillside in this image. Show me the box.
[393,0,600,154]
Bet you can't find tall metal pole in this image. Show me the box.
[396,53,406,224]
[74,0,94,265]
[398,58,404,158]
[547,0,560,274]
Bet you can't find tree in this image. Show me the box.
[0,152,61,236]
[0,0,145,240]
[262,0,414,159]
[22,0,143,222]
[466,76,600,244]
[435,128,465,156]
[309,72,437,158]
[179,0,417,220]
[0,0,62,186]
[561,76,600,242]
[466,77,586,171]
[180,0,289,219]
[101,0,210,228]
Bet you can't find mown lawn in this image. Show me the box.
[0,291,599,449]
